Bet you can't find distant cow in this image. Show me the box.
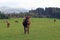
[15,20,18,23]
[6,20,10,28]
[22,16,31,34]
[54,19,56,23]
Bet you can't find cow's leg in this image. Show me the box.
[7,24,10,28]
[27,25,29,34]
[24,27,26,34]
[24,27,27,34]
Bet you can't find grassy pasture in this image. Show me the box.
[0,18,60,40]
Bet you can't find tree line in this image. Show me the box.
[29,7,60,18]
[0,11,9,19]
[0,7,60,19]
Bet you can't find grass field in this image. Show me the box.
[0,18,60,40]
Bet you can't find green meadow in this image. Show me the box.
[0,18,60,40]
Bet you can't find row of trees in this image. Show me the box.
[0,7,60,19]
[0,11,9,19]
[5,12,38,18]
[29,7,60,18]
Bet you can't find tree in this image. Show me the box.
[0,11,9,19]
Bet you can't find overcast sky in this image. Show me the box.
[0,0,60,9]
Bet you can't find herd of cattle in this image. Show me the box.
[3,17,56,34]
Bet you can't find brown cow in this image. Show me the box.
[6,20,10,28]
[15,20,18,23]
[22,16,31,34]
[54,19,56,23]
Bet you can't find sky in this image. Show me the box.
[0,0,60,9]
